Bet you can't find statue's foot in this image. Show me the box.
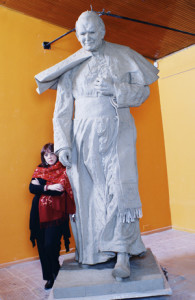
[112,252,130,279]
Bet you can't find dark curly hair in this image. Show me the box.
[40,143,58,168]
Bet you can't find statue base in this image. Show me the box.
[48,249,172,300]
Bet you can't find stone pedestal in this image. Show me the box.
[49,249,172,300]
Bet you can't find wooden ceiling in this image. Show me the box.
[1,0,194,59]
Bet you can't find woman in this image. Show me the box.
[29,143,75,289]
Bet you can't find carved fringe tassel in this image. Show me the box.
[118,208,143,223]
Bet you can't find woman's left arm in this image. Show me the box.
[30,178,63,196]
[29,178,45,195]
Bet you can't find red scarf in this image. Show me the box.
[32,161,75,226]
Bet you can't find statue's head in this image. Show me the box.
[75,11,106,52]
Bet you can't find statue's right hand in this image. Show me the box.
[59,148,72,168]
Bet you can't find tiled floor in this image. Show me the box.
[0,229,194,300]
[142,229,195,300]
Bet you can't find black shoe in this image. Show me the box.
[44,279,54,290]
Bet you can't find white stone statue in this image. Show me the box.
[35,11,159,280]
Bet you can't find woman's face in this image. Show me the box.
[44,151,57,166]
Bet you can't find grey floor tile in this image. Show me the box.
[0,270,15,281]
[0,286,39,300]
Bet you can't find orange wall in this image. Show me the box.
[0,6,171,264]
[158,46,195,232]
[132,80,171,233]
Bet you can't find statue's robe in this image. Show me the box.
[35,41,158,264]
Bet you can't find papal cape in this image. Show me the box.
[35,42,158,94]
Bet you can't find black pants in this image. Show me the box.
[36,222,69,281]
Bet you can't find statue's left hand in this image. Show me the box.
[94,76,115,96]
[59,148,72,168]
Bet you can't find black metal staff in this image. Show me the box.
[43,9,195,49]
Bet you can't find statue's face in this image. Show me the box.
[76,16,104,52]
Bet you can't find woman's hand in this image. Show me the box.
[47,184,64,192]
[31,178,40,185]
